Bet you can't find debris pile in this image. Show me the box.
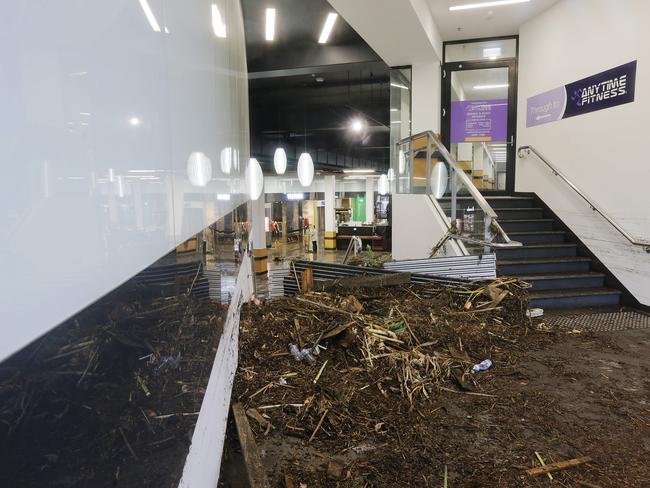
[346,249,393,268]
[232,277,568,486]
[0,286,224,487]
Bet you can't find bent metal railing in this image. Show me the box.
[395,130,521,256]
[518,145,650,251]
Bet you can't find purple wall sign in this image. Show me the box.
[450,99,508,143]
[527,60,637,128]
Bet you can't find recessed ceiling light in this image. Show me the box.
[318,13,338,44]
[265,8,275,41]
[450,0,530,11]
[473,83,509,90]
[350,118,365,133]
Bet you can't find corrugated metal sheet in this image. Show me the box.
[133,261,210,299]
[384,255,496,280]
[278,260,479,297]
[268,268,291,298]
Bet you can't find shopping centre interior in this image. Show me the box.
[1,0,650,486]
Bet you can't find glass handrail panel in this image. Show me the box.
[395,131,519,255]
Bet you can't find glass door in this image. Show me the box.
[441,44,517,193]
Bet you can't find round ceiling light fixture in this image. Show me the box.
[246,158,264,200]
[297,152,314,187]
[273,147,287,175]
[350,118,364,133]
[378,174,389,196]
[187,151,212,187]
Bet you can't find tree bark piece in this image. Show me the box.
[315,272,411,291]
[232,403,269,488]
[526,456,592,476]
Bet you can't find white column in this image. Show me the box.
[324,175,336,249]
[365,177,375,224]
[250,196,267,274]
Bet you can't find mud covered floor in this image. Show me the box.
[0,284,225,487]
[225,282,650,487]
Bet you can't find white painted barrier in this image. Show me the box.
[178,254,254,488]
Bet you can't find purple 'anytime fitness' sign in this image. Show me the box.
[451,99,508,143]
[527,60,637,127]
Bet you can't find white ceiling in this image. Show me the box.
[428,0,560,41]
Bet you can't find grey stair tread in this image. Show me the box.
[508,243,576,249]
[499,218,554,222]
[439,196,533,199]
[529,288,622,299]
[517,272,606,280]
[498,256,592,265]
[497,207,544,211]
[507,230,565,235]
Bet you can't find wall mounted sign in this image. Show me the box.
[526,60,637,128]
[451,99,508,143]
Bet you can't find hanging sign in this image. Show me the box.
[451,99,508,143]
[526,60,637,127]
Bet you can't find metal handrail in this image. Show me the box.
[426,195,520,249]
[395,130,522,256]
[401,130,498,218]
[518,145,650,248]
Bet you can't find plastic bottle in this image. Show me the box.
[471,359,492,373]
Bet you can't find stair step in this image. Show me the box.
[495,207,545,219]
[485,196,536,208]
[506,231,566,244]
[528,288,621,309]
[498,256,592,275]
[437,196,535,209]
[517,272,606,291]
[498,218,555,231]
[497,243,577,260]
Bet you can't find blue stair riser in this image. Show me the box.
[498,260,590,275]
[495,209,545,220]
[499,220,554,232]
[524,275,605,291]
[507,233,565,244]
[529,293,621,309]
[497,246,577,260]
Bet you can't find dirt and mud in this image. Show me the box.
[224,280,650,488]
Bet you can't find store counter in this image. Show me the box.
[336,224,391,251]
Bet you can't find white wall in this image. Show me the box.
[328,0,443,134]
[517,0,650,305]
[0,0,250,360]
[392,194,463,260]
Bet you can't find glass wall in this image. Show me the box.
[389,67,412,191]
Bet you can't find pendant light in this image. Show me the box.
[378,174,389,195]
[273,147,287,174]
[246,158,264,200]
[297,99,314,187]
[220,147,232,174]
[398,149,406,175]
[187,151,212,187]
[297,152,314,187]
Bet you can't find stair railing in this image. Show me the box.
[518,145,650,250]
[395,130,521,255]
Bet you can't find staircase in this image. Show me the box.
[487,195,621,309]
